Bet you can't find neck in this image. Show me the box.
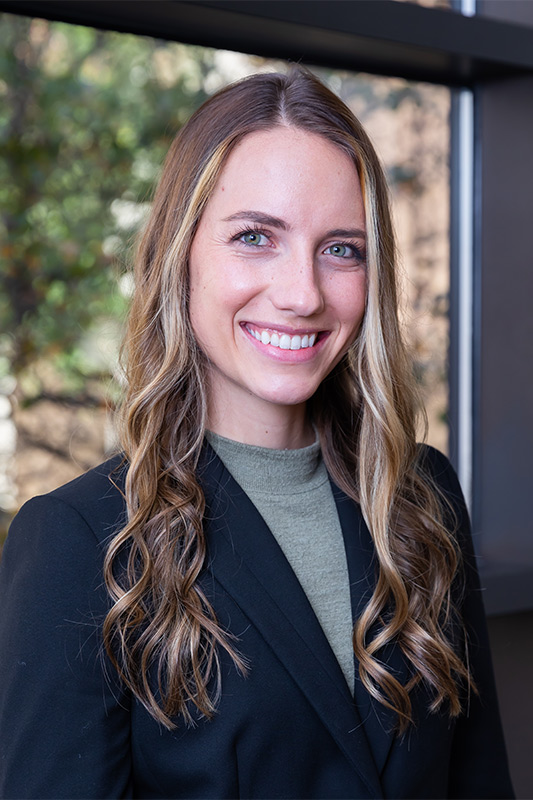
[207,397,314,450]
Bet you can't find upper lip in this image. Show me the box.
[242,322,325,336]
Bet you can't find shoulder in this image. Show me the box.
[417,444,466,508]
[8,453,128,552]
[417,443,460,488]
[1,455,129,633]
[415,445,472,555]
[49,451,127,508]
[0,460,133,799]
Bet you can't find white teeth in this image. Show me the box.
[246,326,319,351]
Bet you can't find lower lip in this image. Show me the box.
[241,324,328,362]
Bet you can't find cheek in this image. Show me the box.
[187,266,205,332]
[191,263,267,328]
[331,273,367,332]
[188,267,258,354]
[188,255,216,351]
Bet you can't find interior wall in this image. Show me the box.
[473,69,533,614]
[487,611,533,799]
[478,0,533,27]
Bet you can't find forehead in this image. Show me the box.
[204,126,364,229]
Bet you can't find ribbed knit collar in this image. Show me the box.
[206,431,326,495]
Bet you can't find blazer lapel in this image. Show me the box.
[332,481,407,776]
[198,444,383,799]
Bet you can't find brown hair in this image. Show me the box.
[103,67,471,731]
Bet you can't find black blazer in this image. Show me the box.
[0,444,513,799]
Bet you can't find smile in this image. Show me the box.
[245,324,318,351]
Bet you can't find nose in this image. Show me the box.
[269,254,325,317]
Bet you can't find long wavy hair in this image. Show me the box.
[103,67,472,732]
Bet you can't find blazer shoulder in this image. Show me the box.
[15,453,128,547]
[417,444,466,507]
[0,457,133,799]
[417,443,458,485]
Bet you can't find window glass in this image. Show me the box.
[0,13,450,520]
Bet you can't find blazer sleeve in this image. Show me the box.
[0,495,132,799]
[424,447,514,800]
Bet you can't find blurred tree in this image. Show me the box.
[0,13,212,404]
[0,13,221,515]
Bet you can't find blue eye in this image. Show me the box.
[325,244,353,258]
[324,242,366,264]
[239,230,269,246]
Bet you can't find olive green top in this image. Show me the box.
[207,431,354,693]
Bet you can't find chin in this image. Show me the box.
[253,383,320,408]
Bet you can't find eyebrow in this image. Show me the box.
[223,210,366,240]
[326,228,366,240]
[222,210,290,230]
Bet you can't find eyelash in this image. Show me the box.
[230,225,271,246]
[325,243,366,262]
[230,225,366,263]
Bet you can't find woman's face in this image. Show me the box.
[189,126,367,443]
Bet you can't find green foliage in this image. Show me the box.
[0,13,213,399]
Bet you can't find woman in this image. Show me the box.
[0,68,513,799]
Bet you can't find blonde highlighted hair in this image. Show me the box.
[103,67,471,732]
